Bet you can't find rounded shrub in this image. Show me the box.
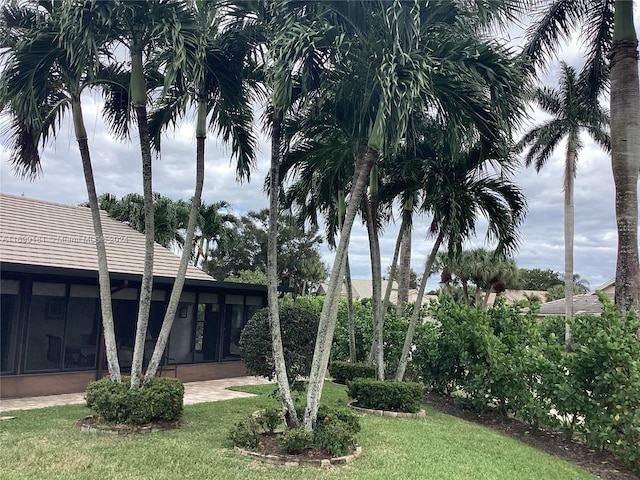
[328,361,375,384]
[347,378,424,413]
[85,376,184,425]
[239,305,319,384]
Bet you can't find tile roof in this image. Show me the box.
[0,193,215,283]
[538,290,615,316]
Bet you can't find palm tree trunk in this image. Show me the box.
[383,215,406,317]
[268,111,300,428]
[72,98,121,382]
[344,255,357,363]
[564,139,577,351]
[395,230,444,381]
[610,1,640,313]
[397,206,413,312]
[364,183,384,380]
[130,47,154,389]
[145,100,206,380]
[303,144,377,431]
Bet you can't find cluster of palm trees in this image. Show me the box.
[1,0,637,432]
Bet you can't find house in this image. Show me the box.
[0,193,268,398]
[537,280,615,317]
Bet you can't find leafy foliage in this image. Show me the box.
[347,379,424,413]
[85,377,184,425]
[279,428,314,454]
[329,361,376,384]
[208,210,327,294]
[239,305,319,386]
[413,293,640,474]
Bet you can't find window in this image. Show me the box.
[194,293,220,363]
[63,285,99,370]
[223,295,245,360]
[1,280,20,374]
[169,292,196,364]
[24,282,67,372]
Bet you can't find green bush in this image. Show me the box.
[239,305,319,385]
[347,378,423,413]
[260,407,282,434]
[313,405,361,456]
[314,420,358,457]
[85,376,184,425]
[228,416,262,449]
[565,298,640,473]
[328,361,375,384]
[279,428,314,454]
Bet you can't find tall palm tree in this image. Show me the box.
[272,0,528,429]
[609,1,640,313]
[144,0,258,381]
[394,133,527,381]
[0,1,122,381]
[517,62,610,349]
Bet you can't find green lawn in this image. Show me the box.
[0,382,596,480]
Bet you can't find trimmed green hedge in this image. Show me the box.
[329,361,375,384]
[85,376,184,425]
[347,379,423,413]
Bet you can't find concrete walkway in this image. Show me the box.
[0,376,273,413]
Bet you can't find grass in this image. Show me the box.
[0,382,597,480]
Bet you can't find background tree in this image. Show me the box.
[518,268,564,290]
[517,62,609,349]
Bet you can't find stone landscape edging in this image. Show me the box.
[348,401,426,418]
[234,445,363,468]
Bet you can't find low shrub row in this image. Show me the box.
[85,376,184,425]
[329,361,375,384]
[347,378,423,413]
[411,293,640,474]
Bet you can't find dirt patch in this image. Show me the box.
[77,415,181,435]
[424,392,639,480]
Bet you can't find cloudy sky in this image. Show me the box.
[2,10,639,293]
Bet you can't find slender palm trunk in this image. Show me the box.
[461,280,470,306]
[364,188,384,380]
[303,145,377,430]
[72,98,121,382]
[383,216,405,317]
[397,207,412,313]
[395,230,444,381]
[344,255,357,363]
[130,47,154,389]
[610,0,640,313]
[482,285,493,310]
[268,112,300,428]
[564,139,577,350]
[145,100,206,380]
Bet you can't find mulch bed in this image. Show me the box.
[255,432,334,461]
[423,392,639,480]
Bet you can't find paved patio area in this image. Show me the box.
[0,376,273,413]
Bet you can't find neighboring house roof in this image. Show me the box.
[317,279,431,304]
[0,193,217,285]
[538,283,615,316]
[485,289,547,306]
